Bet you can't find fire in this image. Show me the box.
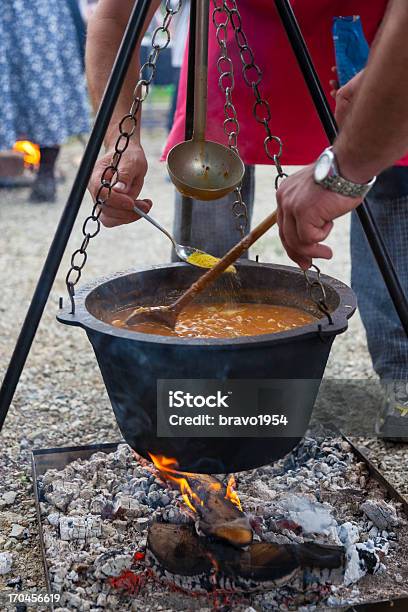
[13,141,41,167]
[149,454,204,513]
[226,475,242,512]
[149,454,243,515]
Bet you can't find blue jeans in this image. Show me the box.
[351,167,408,380]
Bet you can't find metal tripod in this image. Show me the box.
[0,0,407,431]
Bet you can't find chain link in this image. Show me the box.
[65,1,182,313]
[212,0,248,238]
[303,264,333,323]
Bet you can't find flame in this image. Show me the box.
[13,141,41,167]
[149,454,243,515]
[225,475,242,512]
[149,453,204,513]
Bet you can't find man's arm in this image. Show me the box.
[277,0,408,268]
[86,0,161,145]
[334,0,408,182]
[86,0,161,227]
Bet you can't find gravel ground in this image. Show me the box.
[1,127,407,601]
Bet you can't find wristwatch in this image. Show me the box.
[313,147,376,198]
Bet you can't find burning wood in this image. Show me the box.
[146,523,345,593]
[149,454,253,547]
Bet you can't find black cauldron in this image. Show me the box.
[57,262,356,473]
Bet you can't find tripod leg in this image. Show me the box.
[0,0,153,431]
[274,0,408,336]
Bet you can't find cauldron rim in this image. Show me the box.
[57,262,356,347]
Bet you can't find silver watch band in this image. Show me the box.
[315,147,376,199]
[321,173,374,198]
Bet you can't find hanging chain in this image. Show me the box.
[223,0,288,191]
[212,0,248,238]
[65,1,182,314]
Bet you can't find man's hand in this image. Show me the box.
[276,165,362,269]
[88,142,151,227]
[330,69,364,127]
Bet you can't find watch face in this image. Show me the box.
[314,153,332,182]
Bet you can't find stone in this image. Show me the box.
[10,524,26,539]
[2,491,17,505]
[0,552,13,575]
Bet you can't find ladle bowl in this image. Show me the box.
[167,0,244,201]
[167,139,245,201]
[57,262,356,474]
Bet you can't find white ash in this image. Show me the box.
[37,438,407,610]
[59,515,102,541]
[360,500,399,531]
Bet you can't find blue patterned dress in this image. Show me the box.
[0,0,90,150]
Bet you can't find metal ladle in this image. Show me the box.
[166,0,244,201]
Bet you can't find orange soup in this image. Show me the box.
[110,303,316,339]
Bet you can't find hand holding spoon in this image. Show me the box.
[125,209,278,328]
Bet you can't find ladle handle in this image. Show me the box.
[193,0,209,142]
[173,209,278,313]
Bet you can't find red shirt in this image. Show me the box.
[163,0,403,166]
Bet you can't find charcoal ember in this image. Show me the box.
[100,502,115,520]
[90,494,109,515]
[147,490,163,509]
[337,522,359,548]
[113,494,144,518]
[135,517,150,532]
[93,550,133,578]
[360,500,399,531]
[373,536,389,556]
[59,515,102,541]
[251,480,278,501]
[47,512,61,527]
[43,480,80,511]
[0,552,13,575]
[344,540,384,585]
[112,444,133,467]
[357,541,383,574]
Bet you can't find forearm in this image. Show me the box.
[334,0,408,183]
[86,0,160,148]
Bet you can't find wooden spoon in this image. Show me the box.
[125,209,278,328]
